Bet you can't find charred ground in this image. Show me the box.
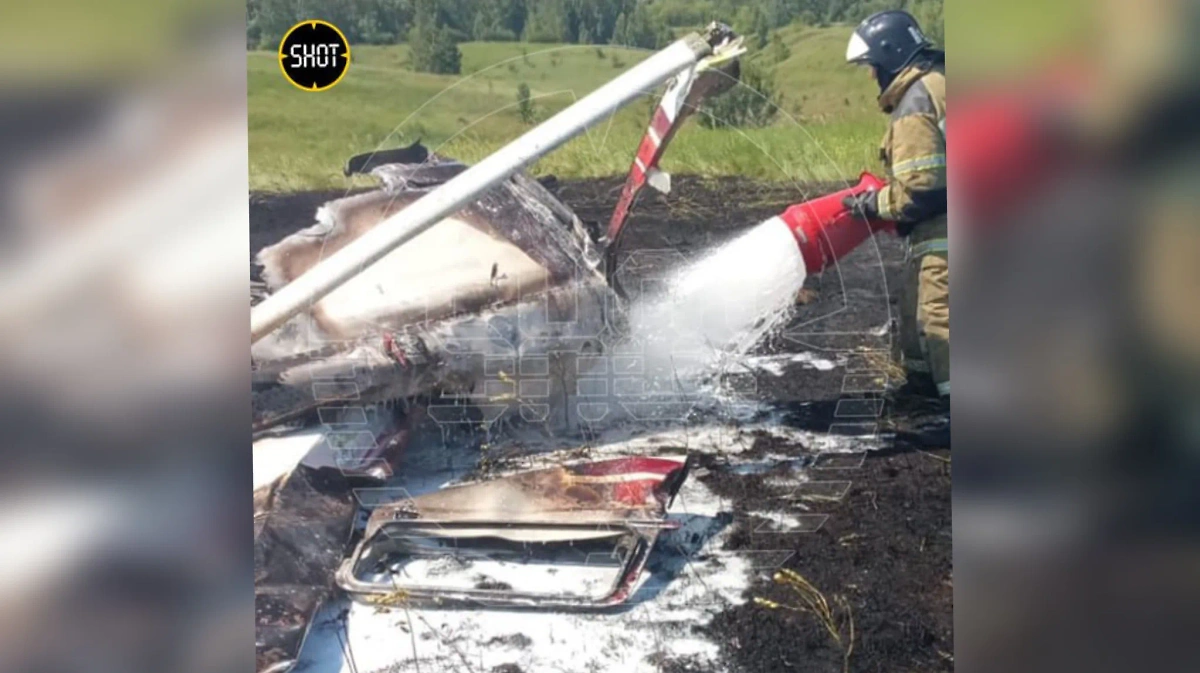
[250,175,951,673]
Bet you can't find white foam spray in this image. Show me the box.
[627,217,807,377]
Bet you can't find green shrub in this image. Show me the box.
[698,62,781,129]
[516,82,535,124]
[408,22,461,74]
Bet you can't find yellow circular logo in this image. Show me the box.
[278,20,351,92]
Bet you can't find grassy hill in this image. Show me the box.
[764,24,879,124]
[249,25,887,192]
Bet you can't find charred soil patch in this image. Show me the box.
[702,449,953,673]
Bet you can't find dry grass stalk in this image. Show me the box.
[753,568,855,673]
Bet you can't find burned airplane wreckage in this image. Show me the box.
[252,25,745,673]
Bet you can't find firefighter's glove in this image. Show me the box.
[842,190,879,221]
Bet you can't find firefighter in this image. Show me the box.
[843,10,948,398]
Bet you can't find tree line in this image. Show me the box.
[248,1,944,56]
[248,0,941,127]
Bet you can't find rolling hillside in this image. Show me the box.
[249,25,887,192]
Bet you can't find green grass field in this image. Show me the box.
[249,25,887,192]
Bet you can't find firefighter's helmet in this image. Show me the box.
[846,10,933,90]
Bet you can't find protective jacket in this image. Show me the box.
[874,54,947,237]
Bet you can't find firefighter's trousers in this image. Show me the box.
[897,218,949,396]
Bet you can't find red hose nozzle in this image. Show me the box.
[779,173,893,274]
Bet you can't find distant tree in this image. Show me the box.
[622,3,661,49]
[469,0,524,40]
[649,0,718,27]
[760,0,787,28]
[567,0,607,44]
[248,0,307,48]
[355,12,388,44]
[769,32,790,63]
[377,0,417,44]
[246,0,263,48]
[698,61,780,129]
[471,12,490,40]
[730,3,760,41]
[409,0,462,74]
[909,0,945,47]
[610,12,627,45]
[516,82,535,123]
[500,0,529,38]
[427,0,477,36]
[330,0,415,44]
[655,23,675,49]
[847,0,902,23]
[408,26,458,73]
[523,0,570,42]
[753,10,770,49]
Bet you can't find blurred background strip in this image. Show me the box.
[0,2,252,673]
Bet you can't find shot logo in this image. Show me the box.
[278,20,350,92]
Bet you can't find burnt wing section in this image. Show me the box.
[459,174,596,284]
[357,144,595,281]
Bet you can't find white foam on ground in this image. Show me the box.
[294,420,882,673]
[253,428,395,490]
[252,431,324,489]
[301,473,751,673]
[742,352,843,376]
[749,510,808,531]
[495,420,879,473]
